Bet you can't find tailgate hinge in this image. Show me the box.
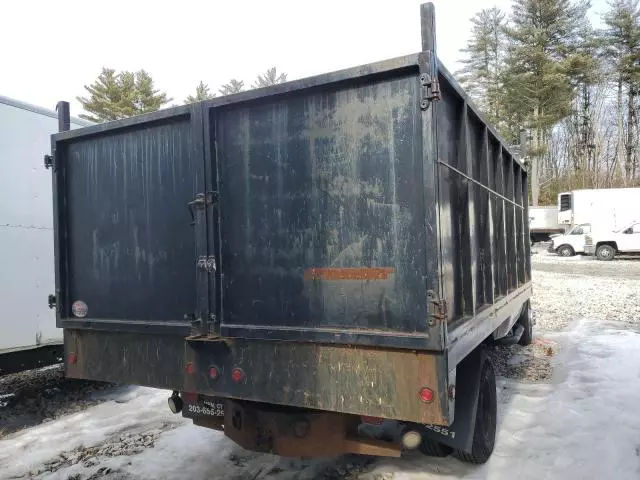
[419,73,441,110]
[44,154,55,171]
[427,290,447,326]
[48,294,57,309]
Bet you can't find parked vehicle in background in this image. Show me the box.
[46,3,532,464]
[549,187,640,256]
[557,188,640,228]
[584,221,640,260]
[549,223,591,257]
[529,206,565,243]
[0,95,90,375]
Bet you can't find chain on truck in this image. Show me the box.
[46,3,532,464]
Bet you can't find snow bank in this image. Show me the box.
[362,320,640,479]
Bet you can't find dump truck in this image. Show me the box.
[0,95,90,375]
[46,3,532,463]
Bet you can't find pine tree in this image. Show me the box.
[502,0,592,205]
[184,81,216,104]
[458,8,507,129]
[252,67,287,88]
[77,68,171,122]
[600,0,640,182]
[219,79,245,96]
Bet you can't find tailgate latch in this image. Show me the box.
[197,255,217,273]
[188,191,218,225]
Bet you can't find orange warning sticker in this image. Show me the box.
[304,267,395,281]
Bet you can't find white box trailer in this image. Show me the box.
[0,95,90,375]
[529,206,565,242]
[551,188,640,256]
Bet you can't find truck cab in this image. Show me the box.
[549,223,591,257]
[584,221,640,260]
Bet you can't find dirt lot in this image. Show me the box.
[1,252,639,479]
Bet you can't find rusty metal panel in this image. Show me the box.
[184,338,448,425]
[212,74,439,349]
[64,329,185,389]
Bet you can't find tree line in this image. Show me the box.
[458,0,640,205]
[77,66,287,123]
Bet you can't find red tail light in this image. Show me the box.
[208,366,220,380]
[418,387,434,403]
[231,367,245,383]
[67,353,78,365]
[185,362,195,375]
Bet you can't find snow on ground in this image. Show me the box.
[361,320,640,479]
[1,257,639,479]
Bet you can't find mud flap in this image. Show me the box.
[418,347,487,452]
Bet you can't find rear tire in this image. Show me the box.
[596,244,616,261]
[556,245,574,257]
[419,438,453,457]
[517,301,533,346]
[453,357,496,464]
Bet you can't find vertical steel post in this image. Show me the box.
[420,3,437,53]
[56,101,71,132]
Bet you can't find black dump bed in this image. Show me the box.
[50,8,530,376]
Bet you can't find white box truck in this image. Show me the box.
[0,95,90,375]
[529,206,565,242]
[550,188,640,256]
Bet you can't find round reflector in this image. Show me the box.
[231,367,245,383]
[67,353,78,365]
[209,366,220,380]
[418,387,434,403]
[185,362,195,375]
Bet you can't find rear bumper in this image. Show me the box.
[64,329,450,425]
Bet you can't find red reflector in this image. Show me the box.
[185,362,195,375]
[231,367,245,383]
[360,415,384,425]
[208,366,220,380]
[67,353,77,365]
[419,387,434,403]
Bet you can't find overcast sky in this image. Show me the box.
[1,0,607,116]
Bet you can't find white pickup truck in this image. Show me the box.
[549,223,591,257]
[584,221,640,260]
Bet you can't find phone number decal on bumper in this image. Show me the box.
[187,404,224,416]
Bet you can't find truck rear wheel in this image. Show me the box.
[419,438,453,457]
[517,301,533,346]
[596,244,616,261]
[453,356,496,464]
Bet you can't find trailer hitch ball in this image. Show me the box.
[168,391,183,414]
[401,429,423,450]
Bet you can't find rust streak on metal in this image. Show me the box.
[304,267,395,281]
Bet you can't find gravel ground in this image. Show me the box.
[531,251,640,332]
[486,250,640,384]
[0,365,115,438]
